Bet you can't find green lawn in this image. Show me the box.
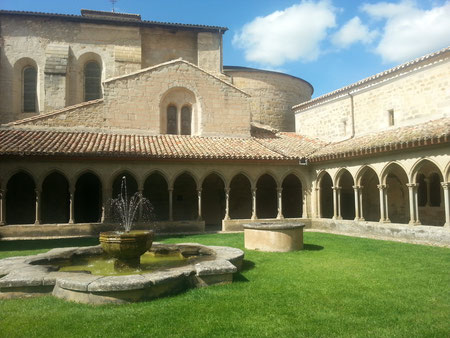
[0,232,449,337]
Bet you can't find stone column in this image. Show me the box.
[69,186,75,224]
[424,177,431,206]
[378,184,386,222]
[197,189,202,221]
[353,185,360,221]
[35,189,41,225]
[316,187,321,218]
[407,183,421,225]
[101,187,111,223]
[302,189,308,218]
[359,185,364,221]
[414,184,421,225]
[224,188,230,220]
[168,188,173,221]
[251,188,257,220]
[441,182,450,227]
[384,185,390,222]
[332,187,338,219]
[276,187,283,219]
[337,187,342,219]
[0,189,5,226]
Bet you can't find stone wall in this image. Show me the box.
[225,68,313,132]
[295,51,450,142]
[11,60,252,137]
[0,15,142,124]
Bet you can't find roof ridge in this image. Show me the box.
[293,46,450,111]
[104,59,250,97]
[2,99,104,126]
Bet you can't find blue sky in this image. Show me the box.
[1,0,449,97]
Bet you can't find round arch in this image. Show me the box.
[201,173,226,227]
[382,162,409,224]
[229,173,252,219]
[74,171,102,223]
[282,173,303,218]
[318,170,333,219]
[143,171,169,221]
[41,171,70,224]
[172,172,197,221]
[256,173,277,219]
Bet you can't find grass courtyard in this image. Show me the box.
[0,232,449,337]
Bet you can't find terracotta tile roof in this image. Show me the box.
[308,118,450,162]
[255,132,327,159]
[0,129,297,161]
[0,118,447,163]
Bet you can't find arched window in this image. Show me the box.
[167,105,177,135]
[23,66,37,112]
[181,105,191,135]
[84,61,101,101]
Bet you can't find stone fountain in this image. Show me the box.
[0,176,244,305]
[99,176,154,269]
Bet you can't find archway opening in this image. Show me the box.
[319,172,333,218]
[339,170,355,220]
[385,164,409,224]
[256,174,277,219]
[41,172,69,224]
[229,174,252,219]
[202,173,225,227]
[359,167,380,222]
[282,174,302,218]
[143,172,169,221]
[112,172,138,199]
[415,160,444,226]
[173,173,197,221]
[75,172,102,223]
[6,172,35,225]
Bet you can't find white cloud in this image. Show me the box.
[232,1,336,66]
[331,16,378,48]
[362,1,450,63]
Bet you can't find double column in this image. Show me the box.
[377,184,390,222]
[406,183,420,225]
[352,185,364,221]
[332,186,342,220]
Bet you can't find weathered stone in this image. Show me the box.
[194,259,236,276]
[56,274,102,292]
[87,275,149,292]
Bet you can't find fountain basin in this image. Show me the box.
[243,222,305,252]
[99,230,154,269]
[0,243,244,305]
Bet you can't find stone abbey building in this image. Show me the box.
[0,9,449,242]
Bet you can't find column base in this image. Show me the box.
[0,222,5,226]
[34,221,41,225]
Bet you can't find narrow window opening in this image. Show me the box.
[84,61,102,101]
[388,109,395,126]
[181,106,191,135]
[167,105,177,134]
[23,66,37,112]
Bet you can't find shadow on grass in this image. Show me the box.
[303,243,324,251]
[234,273,249,282]
[0,238,98,252]
[241,259,255,272]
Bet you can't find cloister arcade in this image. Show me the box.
[315,158,450,227]
[0,166,307,228]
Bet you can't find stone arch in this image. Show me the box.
[335,168,355,220]
[72,52,104,104]
[74,171,102,223]
[171,170,200,190]
[358,166,380,222]
[112,171,138,199]
[380,161,409,185]
[317,170,333,218]
[229,173,252,219]
[200,170,228,190]
[256,173,277,219]
[159,87,199,135]
[227,170,254,189]
[143,171,169,221]
[382,162,409,224]
[41,171,70,224]
[411,159,444,226]
[355,165,380,186]
[282,173,302,218]
[201,173,225,227]
[173,172,197,221]
[13,57,40,114]
[6,171,36,225]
